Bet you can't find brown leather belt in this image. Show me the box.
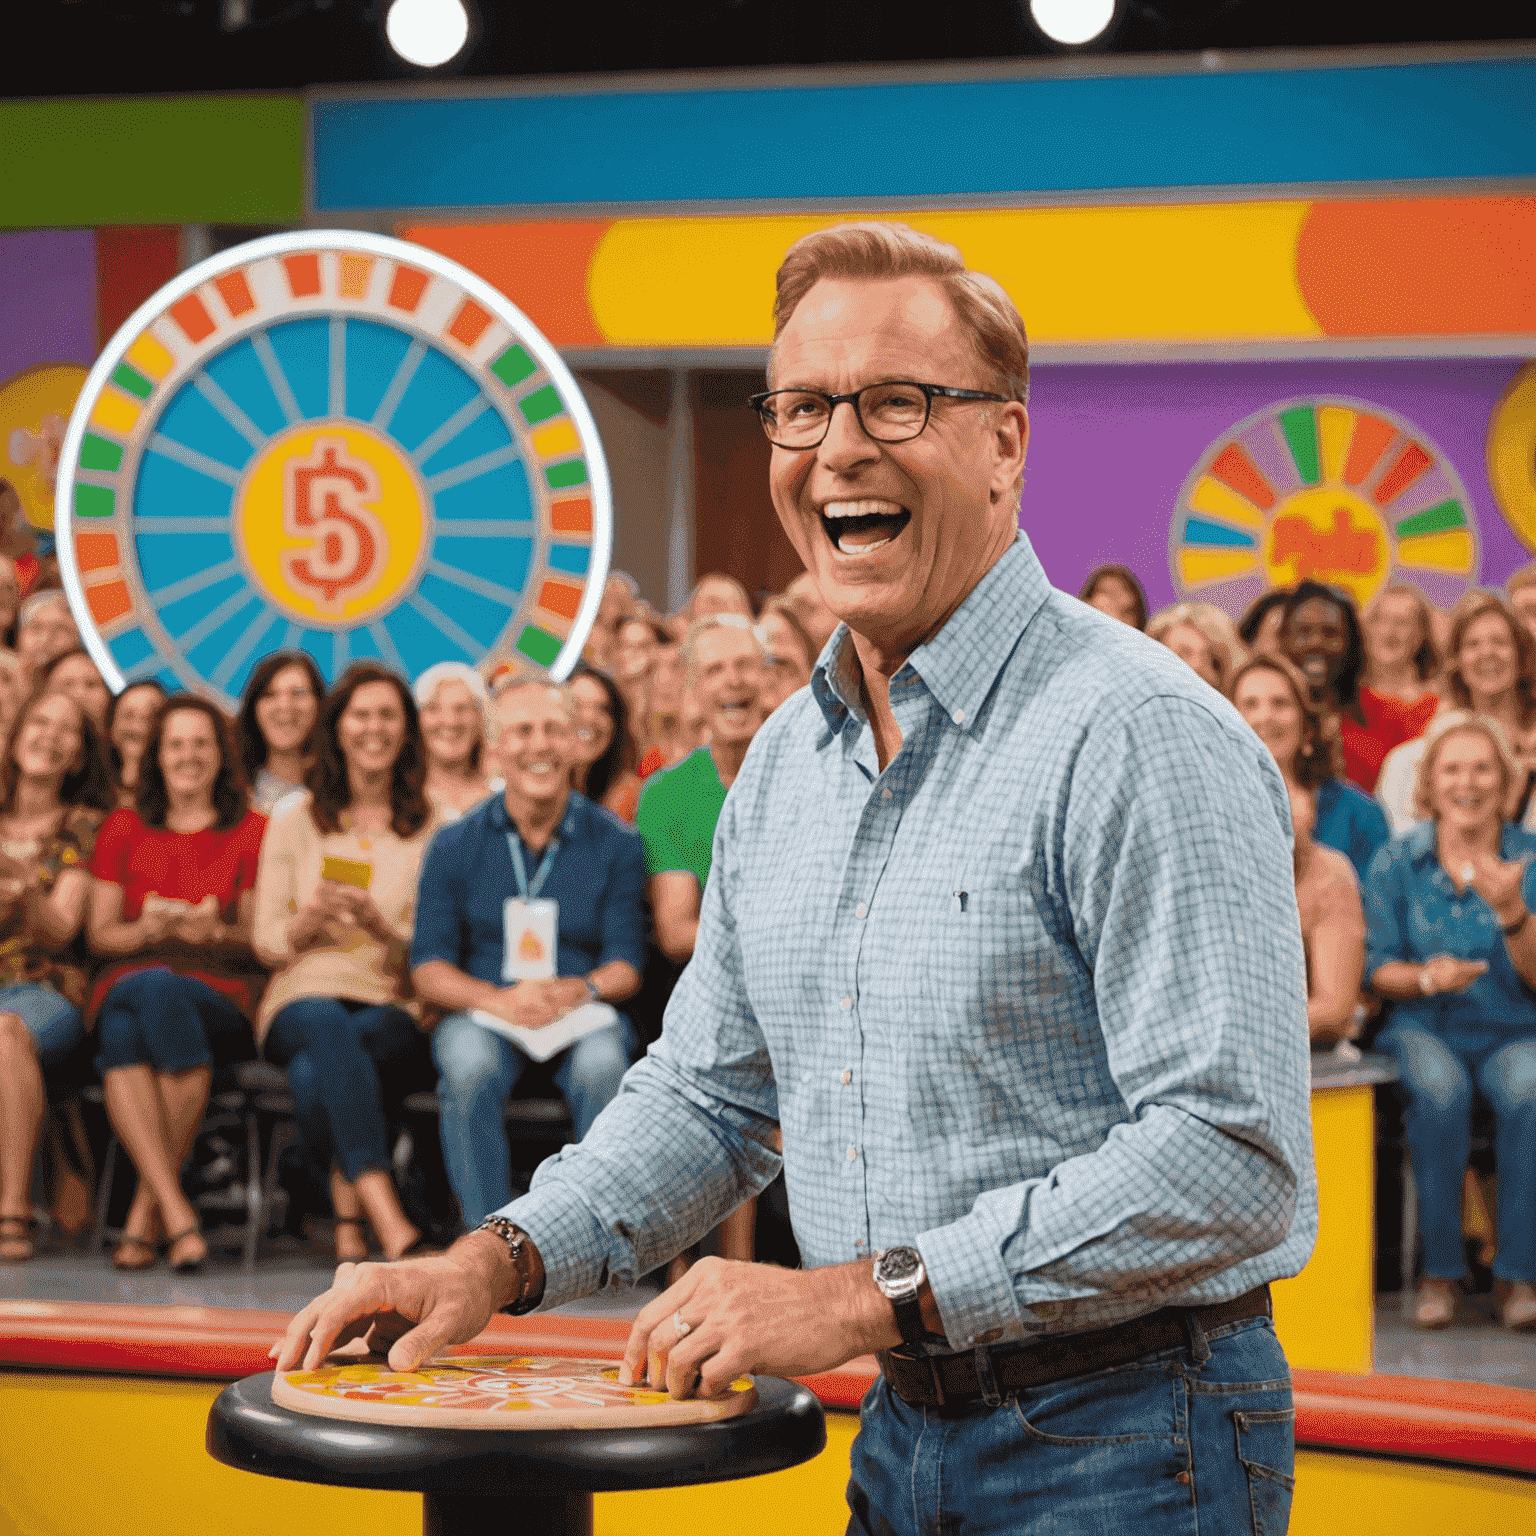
[878,1284,1272,1409]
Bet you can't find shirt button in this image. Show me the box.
[855,902,868,918]
[840,995,852,1010]
[840,1069,852,1084]
[952,708,965,725]
[847,1144,858,1161]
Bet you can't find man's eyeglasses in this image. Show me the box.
[748,380,1011,451]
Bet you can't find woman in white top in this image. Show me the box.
[254,663,438,1262]
[236,652,324,814]
[414,662,496,822]
[1378,596,1536,835]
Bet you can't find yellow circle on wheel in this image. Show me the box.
[233,421,429,627]
[1489,363,1536,556]
[1260,483,1393,609]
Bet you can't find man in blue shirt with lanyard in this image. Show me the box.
[412,677,648,1226]
[277,223,1314,1535]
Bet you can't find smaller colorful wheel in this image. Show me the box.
[1488,363,1536,556]
[1170,397,1478,615]
[56,231,611,706]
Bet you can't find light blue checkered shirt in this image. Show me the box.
[505,534,1317,1349]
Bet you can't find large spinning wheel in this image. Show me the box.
[57,231,610,704]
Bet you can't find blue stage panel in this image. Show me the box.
[312,59,1536,211]
[264,318,331,422]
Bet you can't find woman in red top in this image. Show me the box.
[87,696,266,1272]
[1281,579,1418,793]
[1362,583,1440,739]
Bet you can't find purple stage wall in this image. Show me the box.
[0,230,97,383]
[1022,357,1528,613]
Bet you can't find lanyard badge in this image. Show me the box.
[503,832,559,982]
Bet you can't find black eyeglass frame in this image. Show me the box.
[748,380,1012,449]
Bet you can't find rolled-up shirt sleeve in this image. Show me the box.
[504,791,782,1306]
[915,695,1316,1346]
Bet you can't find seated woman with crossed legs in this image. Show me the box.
[1364,712,1536,1331]
[87,697,267,1271]
[255,664,436,1262]
[0,690,115,1259]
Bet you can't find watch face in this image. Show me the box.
[879,1247,922,1284]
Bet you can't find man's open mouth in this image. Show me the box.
[820,500,912,555]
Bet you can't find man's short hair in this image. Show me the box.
[492,675,576,723]
[682,613,772,677]
[770,222,1029,407]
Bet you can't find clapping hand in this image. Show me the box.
[1421,954,1489,994]
[138,892,188,944]
[1465,851,1531,928]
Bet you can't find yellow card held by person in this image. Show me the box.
[322,855,373,890]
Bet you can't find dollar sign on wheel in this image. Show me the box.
[282,438,388,612]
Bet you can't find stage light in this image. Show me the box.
[1029,0,1115,45]
[385,0,470,67]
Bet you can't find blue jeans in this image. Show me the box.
[1380,1023,1536,1283]
[263,998,429,1183]
[431,1010,635,1225]
[0,982,84,1076]
[847,1315,1293,1536]
[95,968,253,1075]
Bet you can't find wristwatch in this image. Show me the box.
[873,1246,929,1349]
[475,1216,540,1315]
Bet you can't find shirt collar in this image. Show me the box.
[810,534,1050,736]
[488,791,583,842]
[1405,819,1526,866]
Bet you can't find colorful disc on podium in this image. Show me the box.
[1170,397,1477,615]
[57,231,610,705]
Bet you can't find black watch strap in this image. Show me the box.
[889,1288,928,1350]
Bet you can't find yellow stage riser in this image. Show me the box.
[3,1377,1532,1536]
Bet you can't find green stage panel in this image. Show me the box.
[1,96,303,229]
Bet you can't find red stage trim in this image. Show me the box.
[3,1303,1534,1478]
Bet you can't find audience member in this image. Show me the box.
[237,652,325,813]
[611,614,666,698]
[1146,601,1246,693]
[86,696,266,1273]
[1238,588,1291,660]
[1362,585,1440,737]
[1507,564,1536,638]
[415,662,496,823]
[780,569,839,656]
[1377,595,1536,834]
[39,646,111,730]
[1280,580,1413,793]
[1232,655,1389,881]
[0,691,115,1260]
[16,592,79,686]
[756,598,816,712]
[676,572,755,636]
[413,679,647,1226]
[634,643,698,779]
[568,664,642,822]
[584,571,640,671]
[1078,563,1149,630]
[1363,712,1536,1332]
[104,680,167,807]
[0,552,20,648]
[638,616,769,965]
[255,663,437,1262]
[0,652,24,738]
[1288,783,1367,1046]
[635,614,769,1268]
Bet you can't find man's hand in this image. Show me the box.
[483,977,585,1029]
[1422,954,1489,994]
[270,1233,517,1374]
[618,1256,897,1400]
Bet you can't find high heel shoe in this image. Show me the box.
[111,1232,158,1271]
[165,1224,207,1274]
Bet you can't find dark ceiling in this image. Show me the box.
[12,0,1534,97]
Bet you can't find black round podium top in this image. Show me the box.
[207,1372,827,1497]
